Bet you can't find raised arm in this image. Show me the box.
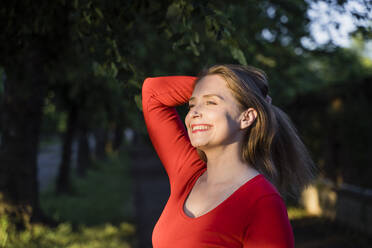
[141,76,204,188]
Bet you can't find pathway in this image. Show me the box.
[37,140,79,192]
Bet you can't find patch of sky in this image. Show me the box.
[304,0,371,52]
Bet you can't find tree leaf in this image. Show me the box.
[95,8,104,19]
[111,62,118,78]
[134,94,142,111]
[230,46,247,65]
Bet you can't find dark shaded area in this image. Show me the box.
[56,105,78,195]
[292,216,372,248]
[287,76,372,188]
[129,138,170,248]
[0,40,49,227]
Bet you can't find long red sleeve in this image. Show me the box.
[142,76,294,248]
[142,76,204,190]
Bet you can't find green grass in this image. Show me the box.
[1,151,136,248]
[1,218,134,248]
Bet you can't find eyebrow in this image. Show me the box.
[189,94,224,102]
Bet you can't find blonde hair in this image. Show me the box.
[195,64,316,199]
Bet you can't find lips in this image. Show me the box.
[191,124,213,133]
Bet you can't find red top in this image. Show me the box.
[142,76,295,248]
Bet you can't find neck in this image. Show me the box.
[200,142,259,186]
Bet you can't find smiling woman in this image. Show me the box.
[185,74,252,158]
[142,64,315,248]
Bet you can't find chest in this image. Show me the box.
[152,173,263,247]
[183,181,241,218]
[154,187,249,248]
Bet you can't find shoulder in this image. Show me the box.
[238,174,288,218]
[241,176,294,247]
[241,175,290,227]
[241,174,282,203]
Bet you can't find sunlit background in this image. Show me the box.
[0,0,371,247]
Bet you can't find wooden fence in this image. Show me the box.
[301,177,372,235]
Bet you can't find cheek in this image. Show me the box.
[185,113,194,134]
[226,113,242,136]
[217,111,239,133]
[184,113,191,128]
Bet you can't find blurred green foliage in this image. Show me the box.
[1,0,370,135]
[285,44,372,187]
[0,216,134,248]
[41,152,134,226]
[0,151,135,248]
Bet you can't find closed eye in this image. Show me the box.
[188,101,216,109]
[187,104,194,109]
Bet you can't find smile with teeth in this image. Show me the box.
[191,124,212,133]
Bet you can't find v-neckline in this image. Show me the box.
[179,168,263,221]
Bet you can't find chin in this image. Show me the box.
[191,142,204,148]
[190,139,203,147]
[191,140,209,149]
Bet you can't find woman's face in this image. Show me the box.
[185,75,245,149]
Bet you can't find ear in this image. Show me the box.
[240,108,257,130]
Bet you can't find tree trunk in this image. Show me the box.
[56,105,77,195]
[0,49,47,229]
[93,127,108,161]
[113,121,125,151]
[76,123,92,177]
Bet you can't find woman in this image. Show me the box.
[142,64,315,247]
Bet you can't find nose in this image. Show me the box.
[192,112,201,118]
[191,107,202,118]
